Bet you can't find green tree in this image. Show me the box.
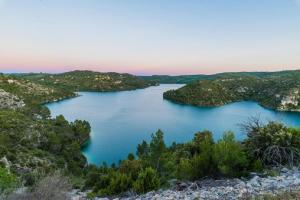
[149,130,166,171]
[213,132,249,177]
[71,120,91,144]
[136,140,149,158]
[127,153,135,161]
[189,131,215,179]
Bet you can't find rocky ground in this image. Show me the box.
[0,89,25,109]
[69,167,300,200]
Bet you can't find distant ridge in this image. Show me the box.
[140,69,300,84]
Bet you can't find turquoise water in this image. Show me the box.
[46,84,300,165]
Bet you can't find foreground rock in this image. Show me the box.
[70,168,300,200]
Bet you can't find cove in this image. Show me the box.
[46,84,300,165]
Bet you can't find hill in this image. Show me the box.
[163,74,300,111]
[140,69,300,84]
[0,74,91,195]
[0,70,155,187]
[18,70,156,92]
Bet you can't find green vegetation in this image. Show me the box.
[0,167,19,196]
[253,190,300,200]
[0,73,90,197]
[0,73,75,110]
[2,70,300,198]
[17,70,156,92]
[81,120,300,197]
[242,118,300,167]
[0,109,90,182]
[140,69,300,84]
[0,70,155,197]
[163,74,300,111]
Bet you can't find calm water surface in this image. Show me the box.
[46,84,300,165]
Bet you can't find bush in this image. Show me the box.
[119,160,142,180]
[176,158,193,180]
[107,172,132,195]
[133,167,160,193]
[213,132,249,177]
[0,167,18,196]
[244,120,300,167]
[8,172,70,200]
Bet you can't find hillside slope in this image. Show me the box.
[0,74,91,193]
[18,70,156,92]
[0,74,75,107]
[163,76,300,111]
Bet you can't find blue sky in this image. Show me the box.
[0,0,299,74]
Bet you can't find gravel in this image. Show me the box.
[69,167,300,200]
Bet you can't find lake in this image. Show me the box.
[46,84,300,165]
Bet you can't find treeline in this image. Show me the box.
[82,119,300,198]
[140,69,300,84]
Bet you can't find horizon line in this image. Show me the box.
[2,68,300,77]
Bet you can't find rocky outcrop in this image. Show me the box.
[69,168,300,200]
[0,89,25,109]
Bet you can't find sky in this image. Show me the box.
[0,0,300,75]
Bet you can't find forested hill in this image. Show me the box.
[0,70,155,196]
[16,70,156,92]
[140,69,300,84]
[0,73,75,109]
[163,74,300,111]
[0,73,91,195]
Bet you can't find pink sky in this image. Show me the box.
[0,0,300,75]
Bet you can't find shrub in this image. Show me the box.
[244,120,300,167]
[133,167,160,193]
[0,167,18,196]
[107,172,132,195]
[8,172,70,200]
[119,160,142,180]
[213,132,249,177]
[176,158,193,180]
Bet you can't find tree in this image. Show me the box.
[213,132,248,177]
[136,140,149,158]
[127,153,135,161]
[149,130,166,171]
[71,120,91,144]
